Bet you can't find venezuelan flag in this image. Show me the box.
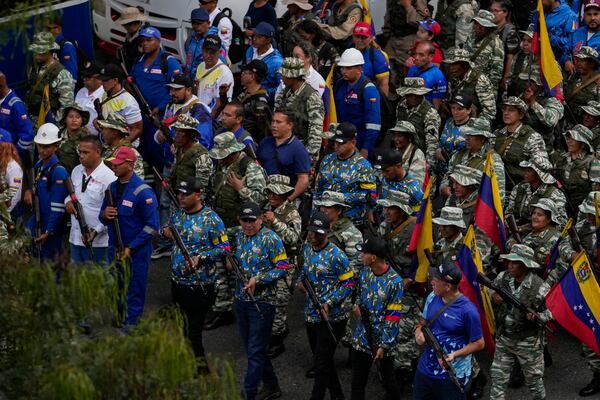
[546,251,600,355]
[474,152,507,253]
[408,178,434,283]
[595,193,600,267]
[358,0,377,42]
[324,64,337,129]
[532,0,564,101]
[456,225,496,354]
[544,218,573,278]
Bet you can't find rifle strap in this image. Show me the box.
[384,216,416,241]
[425,294,462,327]
[101,89,127,106]
[470,34,496,62]
[496,136,514,157]
[568,73,600,100]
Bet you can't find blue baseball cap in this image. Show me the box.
[191,8,209,22]
[254,22,275,37]
[0,128,12,143]
[140,26,161,39]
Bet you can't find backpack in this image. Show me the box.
[58,38,91,82]
[212,8,245,64]
[356,77,395,146]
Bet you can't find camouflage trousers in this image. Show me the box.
[490,335,545,400]
[392,297,421,370]
[272,264,295,337]
[583,344,600,373]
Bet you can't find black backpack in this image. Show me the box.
[212,8,245,64]
[58,38,91,82]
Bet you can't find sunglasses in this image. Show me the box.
[240,217,258,223]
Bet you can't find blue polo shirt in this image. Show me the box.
[570,26,600,57]
[131,49,182,112]
[55,32,78,80]
[407,64,447,102]
[257,134,310,185]
[360,47,390,82]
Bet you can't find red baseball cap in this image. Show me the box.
[419,19,441,37]
[108,146,137,165]
[352,22,372,37]
[586,0,600,9]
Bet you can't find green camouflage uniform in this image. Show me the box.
[465,11,505,89]
[432,206,466,265]
[170,114,213,190]
[56,127,88,173]
[528,96,564,155]
[436,0,476,51]
[564,46,600,123]
[99,113,146,179]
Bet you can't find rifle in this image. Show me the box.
[358,304,382,368]
[476,272,554,334]
[152,166,180,208]
[420,322,465,393]
[105,188,124,254]
[226,251,263,318]
[506,214,523,244]
[65,177,95,259]
[29,166,42,258]
[301,276,338,343]
[93,98,104,121]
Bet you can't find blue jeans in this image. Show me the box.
[70,244,109,266]
[412,369,467,400]
[235,300,278,400]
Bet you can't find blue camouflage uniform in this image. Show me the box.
[334,74,382,157]
[169,206,230,285]
[380,173,424,209]
[570,26,600,56]
[131,49,182,170]
[0,90,34,162]
[352,264,404,355]
[28,154,68,260]
[532,3,577,65]
[101,173,159,326]
[55,32,78,80]
[301,242,355,323]
[315,151,377,224]
[439,120,467,156]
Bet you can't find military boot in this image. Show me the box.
[255,384,282,400]
[579,372,600,397]
[468,372,487,400]
[267,335,285,359]
[203,310,235,330]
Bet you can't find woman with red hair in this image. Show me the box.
[0,129,23,215]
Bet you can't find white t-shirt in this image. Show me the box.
[101,89,142,125]
[5,159,22,212]
[66,162,117,247]
[195,61,234,110]
[75,85,105,135]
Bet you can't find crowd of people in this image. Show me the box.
[3,0,600,399]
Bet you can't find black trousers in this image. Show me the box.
[350,348,401,400]
[306,319,347,400]
[171,281,215,358]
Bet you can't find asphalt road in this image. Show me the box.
[146,257,597,399]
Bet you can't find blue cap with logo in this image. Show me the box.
[140,26,161,39]
[255,22,275,37]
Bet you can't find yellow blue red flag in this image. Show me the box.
[532,0,564,101]
[408,178,433,283]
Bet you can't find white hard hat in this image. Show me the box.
[34,123,62,145]
[338,48,365,67]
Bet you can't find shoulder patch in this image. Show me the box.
[146,198,153,204]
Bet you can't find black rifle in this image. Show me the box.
[65,177,95,259]
[567,225,600,280]
[358,304,382,370]
[169,220,208,295]
[301,276,337,343]
[104,189,124,254]
[152,166,180,208]
[476,272,554,334]
[420,322,464,393]
[226,251,263,318]
[93,98,104,121]
[506,214,523,244]
[29,167,42,258]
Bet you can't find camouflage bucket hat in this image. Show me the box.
[97,113,128,133]
[314,190,349,208]
[280,57,307,79]
[376,190,413,215]
[209,132,246,159]
[29,31,60,54]
[564,124,593,149]
[519,24,535,39]
[442,48,473,66]
[468,117,491,132]
[503,96,528,113]
[266,174,294,195]
[171,114,200,132]
[530,198,561,225]
[61,103,90,126]
[519,158,556,184]
[388,120,416,135]
[500,244,540,269]
[461,125,495,138]
[450,165,481,187]
[473,9,498,28]
[582,100,600,117]
[575,46,600,62]
[579,191,600,214]
[432,206,466,229]
[396,77,432,96]
[517,63,542,85]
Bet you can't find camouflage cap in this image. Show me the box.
[450,165,481,187]
[266,174,294,195]
[376,190,413,215]
[442,48,473,66]
[518,24,535,39]
[396,77,432,96]
[97,113,128,133]
[564,124,593,149]
[517,64,542,85]
[473,9,498,28]
[582,100,600,117]
[29,31,60,54]
[579,191,600,214]
[468,117,492,132]
[519,157,556,184]
[500,244,540,269]
[209,132,246,159]
[432,206,466,229]
[503,96,528,113]
[575,46,599,61]
[280,57,307,79]
[461,124,495,138]
[530,198,561,225]
[388,120,416,135]
[61,103,90,126]
[314,190,349,208]
[171,113,200,132]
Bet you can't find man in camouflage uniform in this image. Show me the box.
[98,113,145,179]
[25,32,75,127]
[373,149,423,209]
[564,46,600,125]
[0,193,25,256]
[445,165,481,227]
[443,49,497,122]
[205,132,268,330]
[581,100,600,150]
[388,121,427,187]
[279,0,315,57]
[263,174,302,358]
[465,10,505,89]
[432,206,466,266]
[317,0,363,53]
[274,57,325,164]
[436,0,476,52]
[376,190,420,380]
[396,77,441,155]
[489,244,547,400]
[315,123,376,226]
[506,158,567,236]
